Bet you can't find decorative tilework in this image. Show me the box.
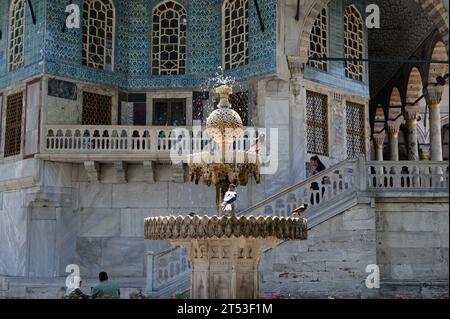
[1,0,277,90]
[8,0,25,72]
[304,0,369,97]
[0,0,45,89]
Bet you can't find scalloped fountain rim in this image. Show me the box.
[144,215,308,240]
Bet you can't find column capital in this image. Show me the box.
[424,85,444,106]
[373,133,386,148]
[387,121,401,138]
[403,110,419,125]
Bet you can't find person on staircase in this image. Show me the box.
[292,156,327,216]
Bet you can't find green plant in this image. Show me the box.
[171,293,190,299]
[129,289,147,299]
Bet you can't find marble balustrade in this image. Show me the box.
[42,125,260,161]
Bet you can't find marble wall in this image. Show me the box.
[0,190,28,277]
[376,198,449,284]
[259,204,377,298]
[70,161,264,278]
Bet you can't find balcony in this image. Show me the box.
[39,125,258,163]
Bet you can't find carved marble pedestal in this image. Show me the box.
[145,215,307,299]
[172,237,276,299]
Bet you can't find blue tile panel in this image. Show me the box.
[304,0,370,97]
[0,0,370,97]
[0,0,46,89]
[1,0,277,90]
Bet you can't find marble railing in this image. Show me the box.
[42,125,258,161]
[240,159,449,218]
[146,247,191,298]
[366,161,449,191]
[239,159,359,217]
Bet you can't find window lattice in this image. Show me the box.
[4,93,23,157]
[82,0,115,70]
[8,0,25,72]
[153,99,186,126]
[229,91,249,126]
[306,91,328,156]
[82,92,112,125]
[223,0,249,70]
[308,8,328,71]
[152,1,187,75]
[346,102,365,159]
[344,5,364,81]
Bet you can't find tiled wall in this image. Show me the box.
[304,0,370,97]
[0,0,45,89]
[0,0,277,90]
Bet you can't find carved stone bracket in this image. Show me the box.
[172,162,185,183]
[84,161,100,182]
[113,161,127,184]
[143,160,156,183]
[287,56,305,77]
[287,57,304,98]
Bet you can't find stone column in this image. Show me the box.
[425,86,444,161]
[373,133,385,161]
[288,56,307,184]
[387,122,400,161]
[331,93,346,161]
[404,111,419,161]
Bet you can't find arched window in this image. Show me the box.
[222,0,249,70]
[82,0,115,70]
[8,0,25,72]
[344,5,364,81]
[152,1,187,75]
[308,7,328,71]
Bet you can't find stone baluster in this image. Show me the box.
[404,111,419,161]
[424,85,444,161]
[373,133,386,161]
[387,122,401,161]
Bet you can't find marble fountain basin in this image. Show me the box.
[145,215,307,299]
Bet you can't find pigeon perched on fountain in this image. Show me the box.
[220,184,237,216]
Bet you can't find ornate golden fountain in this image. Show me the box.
[188,84,261,213]
[145,82,307,299]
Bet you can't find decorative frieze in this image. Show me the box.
[144,215,307,241]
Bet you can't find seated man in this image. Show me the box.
[92,272,120,299]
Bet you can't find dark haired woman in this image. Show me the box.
[310,156,326,206]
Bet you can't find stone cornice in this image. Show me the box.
[145,215,307,240]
